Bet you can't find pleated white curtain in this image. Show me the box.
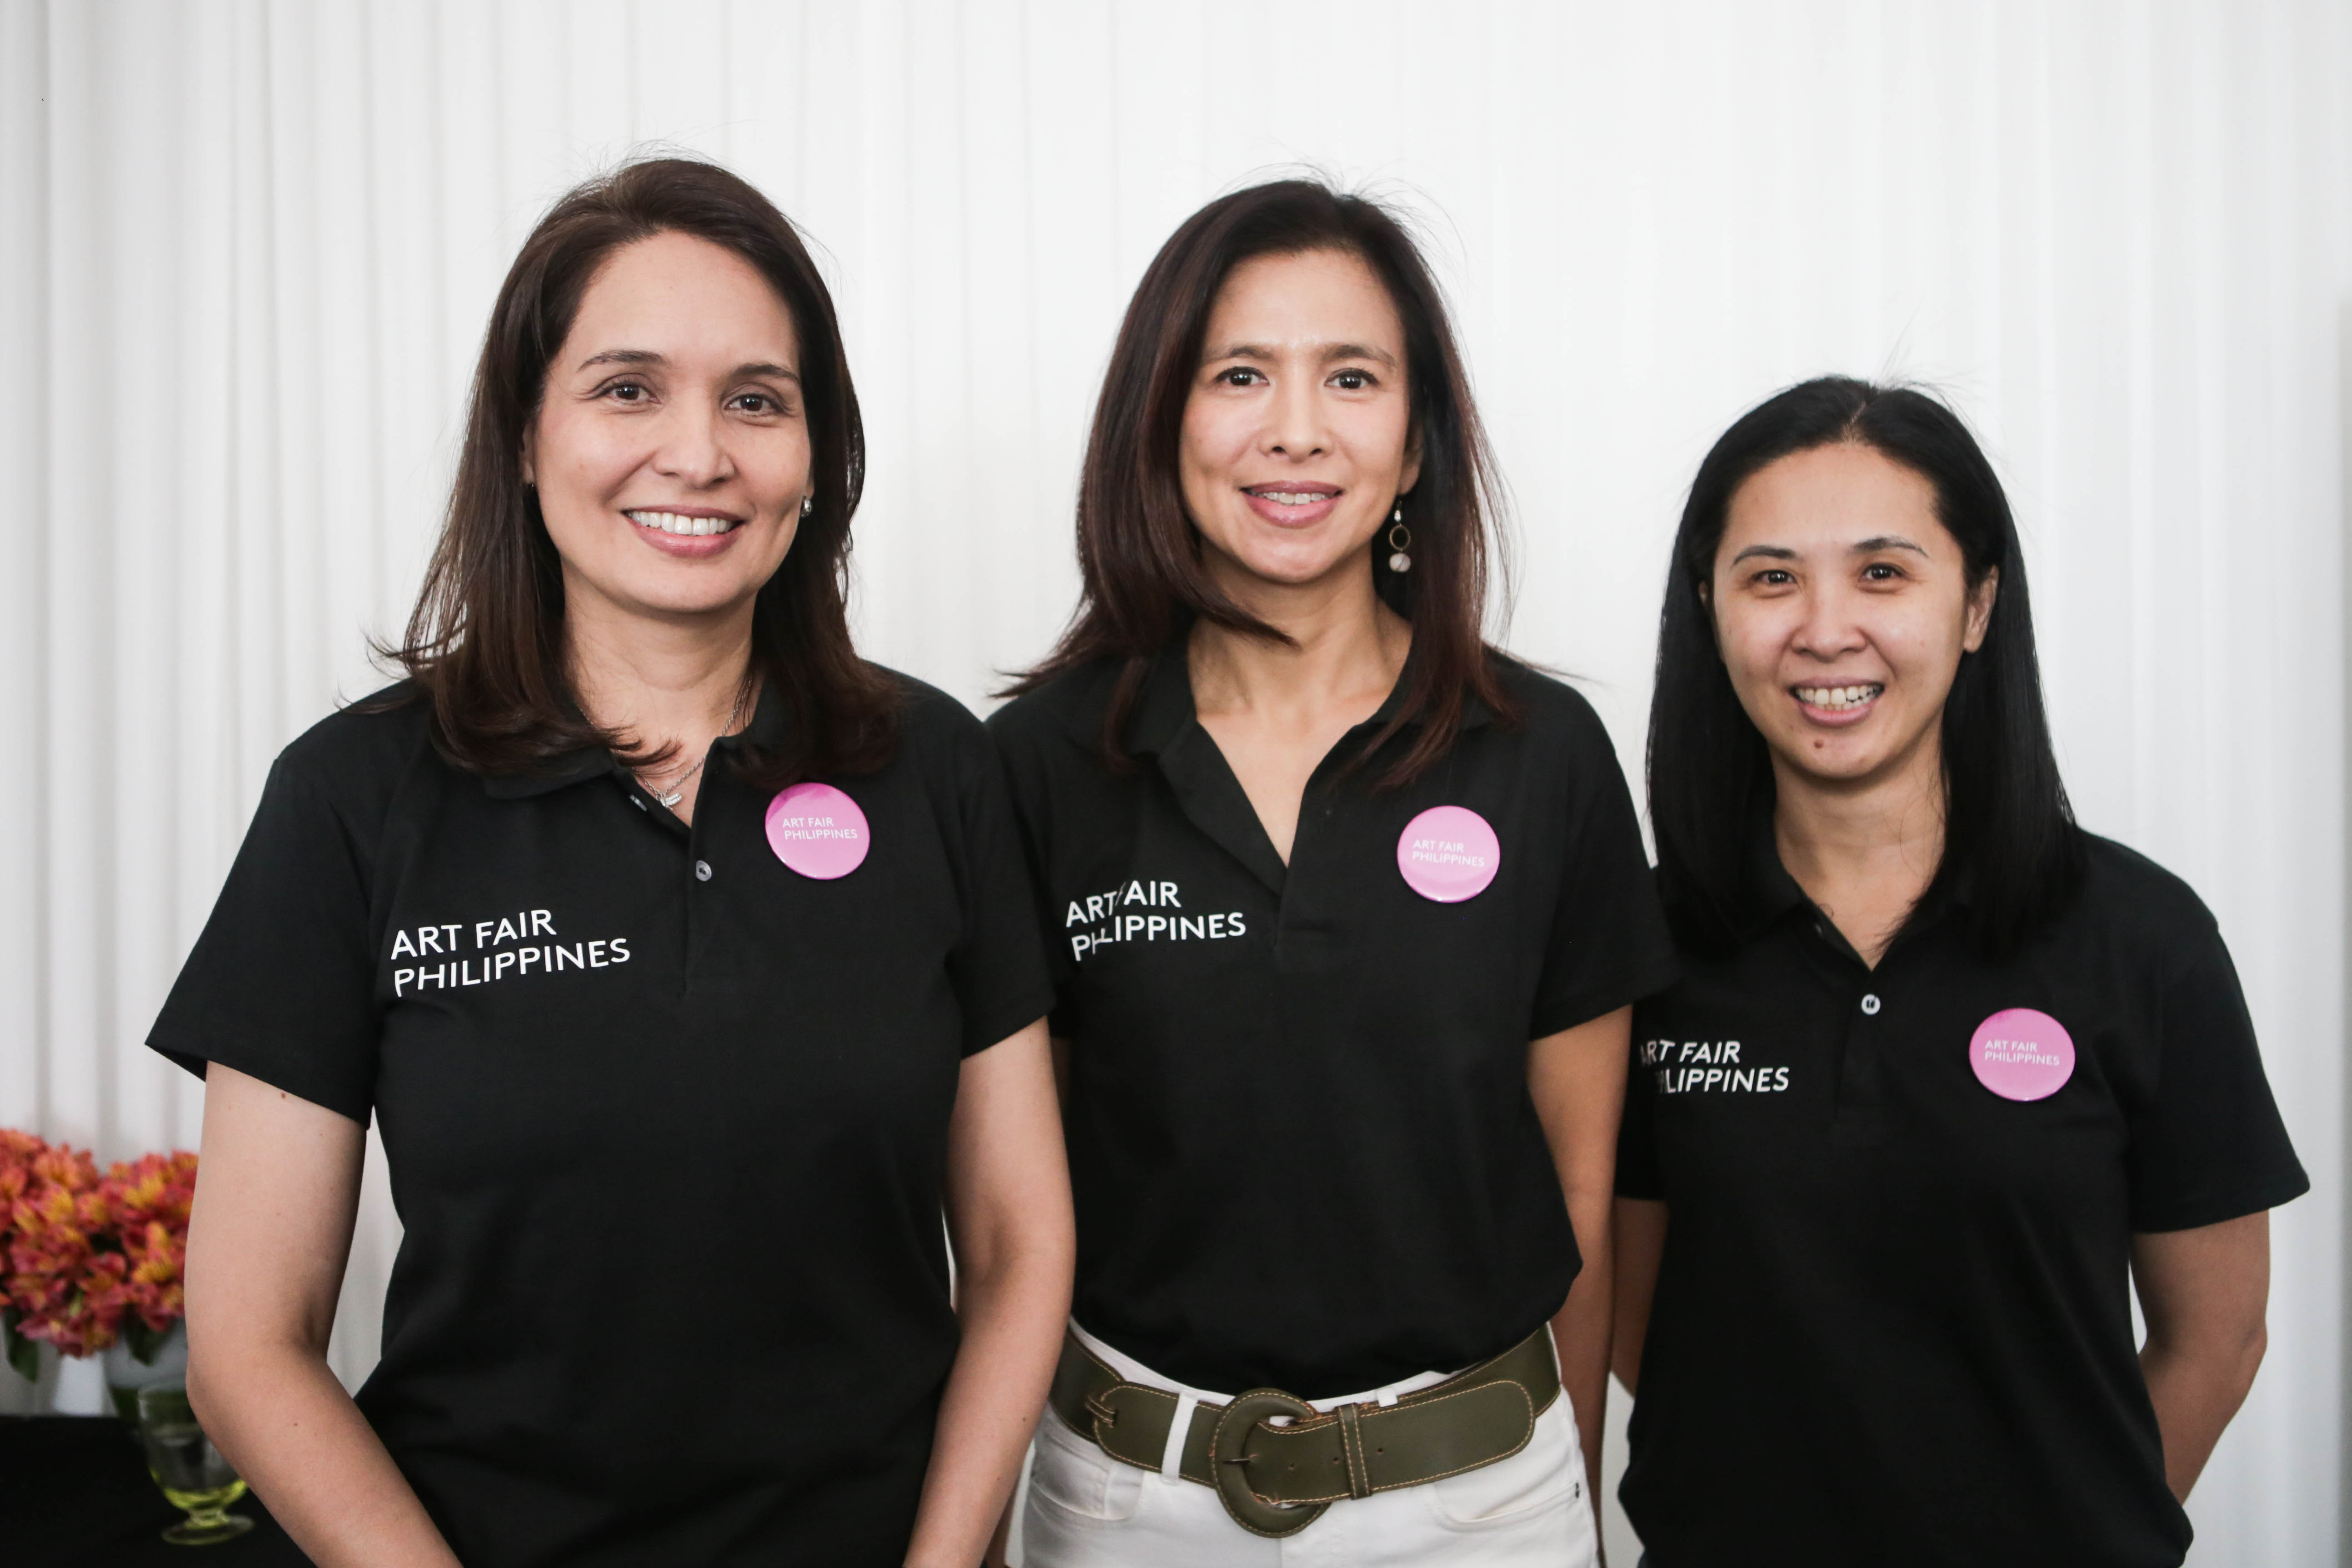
[2,1,2346,1561]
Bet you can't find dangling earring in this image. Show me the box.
[800,494,814,517]
[1386,502,1413,573]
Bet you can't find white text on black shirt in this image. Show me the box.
[1642,1038,1791,1095]
[1064,879,1247,962]
[387,908,633,996]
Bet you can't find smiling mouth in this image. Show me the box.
[1243,485,1339,508]
[626,509,742,538]
[1793,683,1884,711]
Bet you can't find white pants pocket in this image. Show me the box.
[1025,1408,1150,1526]
[1421,1397,1590,1538]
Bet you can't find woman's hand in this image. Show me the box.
[2133,1210,2272,1500]
[904,1019,1075,1568]
[184,1065,461,1566]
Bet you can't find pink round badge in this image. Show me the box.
[1396,805,1501,903]
[1968,1008,2075,1102]
[764,783,870,880]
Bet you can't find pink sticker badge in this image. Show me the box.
[1968,1008,2075,1102]
[1396,805,1501,903]
[764,783,870,880]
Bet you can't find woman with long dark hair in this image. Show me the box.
[151,159,1073,1567]
[1613,378,2306,1567]
[989,180,1676,1563]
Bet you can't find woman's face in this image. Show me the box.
[1179,248,1420,595]
[525,230,810,626]
[1709,441,1997,793]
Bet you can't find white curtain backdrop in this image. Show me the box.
[3,2,2346,1561]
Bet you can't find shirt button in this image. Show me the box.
[694,860,713,882]
[1860,993,1882,1016]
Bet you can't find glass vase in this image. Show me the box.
[104,1318,190,1421]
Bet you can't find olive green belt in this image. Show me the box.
[1045,1327,1559,1538]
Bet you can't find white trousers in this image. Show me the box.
[1018,1323,1599,1568]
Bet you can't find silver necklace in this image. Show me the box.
[636,681,751,810]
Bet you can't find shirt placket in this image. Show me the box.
[1151,727,1288,898]
[1270,748,1343,972]
[619,769,704,995]
[1802,915,1894,1145]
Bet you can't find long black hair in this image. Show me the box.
[1006,178,1514,786]
[1648,377,2082,957]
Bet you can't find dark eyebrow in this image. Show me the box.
[1202,341,1401,370]
[574,349,799,384]
[578,348,664,370]
[1321,342,1399,369]
[1730,537,1932,567]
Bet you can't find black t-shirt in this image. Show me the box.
[1616,827,2308,1568]
[988,648,1677,1398]
[149,675,1053,1568]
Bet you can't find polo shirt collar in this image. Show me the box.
[480,677,786,799]
[1122,642,1197,760]
[481,745,620,799]
[1112,634,1499,760]
[1096,637,1499,899]
[1364,659,1500,737]
[1739,805,1811,934]
[1734,796,1969,951]
[1122,644,1288,894]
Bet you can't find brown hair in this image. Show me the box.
[388,157,896,784]
[1008,178,1515,784]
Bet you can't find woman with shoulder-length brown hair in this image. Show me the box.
[988,179,1676,1564]
[149,157,1073,1568]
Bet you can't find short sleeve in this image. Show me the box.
[2125,919,2309,1232]
[146,759,382,1122]
[1528,715,1680,1039]
[984,706,1079,1040]
[1615,1008,1667,1199]
[941,717,1057,1057]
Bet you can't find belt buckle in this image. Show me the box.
[1209,1389,1331,1538]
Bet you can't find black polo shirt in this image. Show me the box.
[988,648,1676,1398]
[148,674,1052,1568]
[1616,825,2307,1568]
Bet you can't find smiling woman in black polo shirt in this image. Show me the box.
[990,180,1676,1563]
[1612,378,2307,1568]
[150,160,1072,1568]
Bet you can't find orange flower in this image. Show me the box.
[107,1152,198,1334]
[2,1134,201,1360]
[0,1128,41,1206]
[5,1140,116,1354]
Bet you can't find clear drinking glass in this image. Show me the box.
[134,1385,255,1545]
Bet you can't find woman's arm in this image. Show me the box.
[1529,1005,1632,1516]
[2132,1210,2272,1500]
[906,1019,1076,1568]
[184,1065,460,1567]
[1610,1198,1668,1396]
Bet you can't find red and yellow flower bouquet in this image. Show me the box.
[1,1129,197,1379]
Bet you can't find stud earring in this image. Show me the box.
[1386,502,1413,573]
[800,494,814,517]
